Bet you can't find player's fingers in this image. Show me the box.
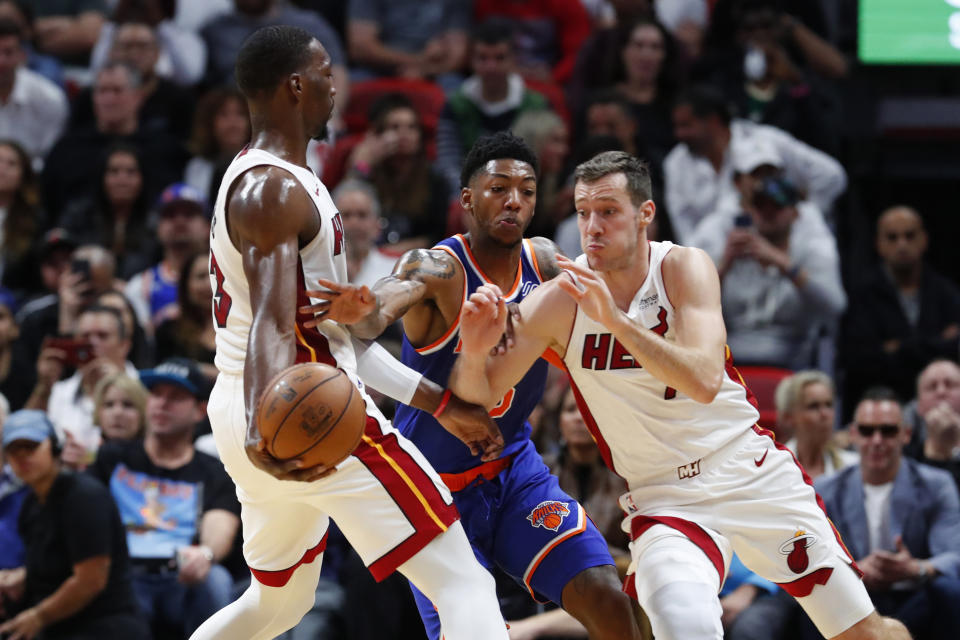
[313,277,346,292]
[302,289,338,301]
[298,300,331,314]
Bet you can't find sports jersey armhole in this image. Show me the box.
[413,245,468,355]
[524,238,546,282]
[658,244,678,311]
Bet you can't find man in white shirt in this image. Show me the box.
[334,179,397,289]
[0,18,67,169]
[664,85,845,244]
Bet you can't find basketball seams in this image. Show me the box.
[258,367,343,458]
[287,380,363,461]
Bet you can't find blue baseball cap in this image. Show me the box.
[156,183,207,216]
[139,358,208,399]
[0,287,17,315]
[2,410,56,448]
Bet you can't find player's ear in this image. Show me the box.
[459,187,473,213]
[288,73,303,99]
[639,199,656,226]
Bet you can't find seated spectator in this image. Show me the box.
[815,388,960,640]
[664,85,846,243]
[154,251,218,381]
[0,19,67,169]
[92,371,147,442]
[582,90,640,158]
[27,304,138,468]
[0,140,47,294]
[334,180,395,288]
[841,206,960,414]
[90,0,206,87]
[75,19,197,139]
[95,289,151,371]
[347,0,469,91]
[690,143,845,369]
[0,0,65,88]
[0,289,31,411]
[184,86,250,201]
[125,183,209,333]
[203,0,349,112]
[435,18,550,192]
[41,61,187,217]
[346,93,450,248]
[774,370,857,479]
[904,360,960,489]
[30,0,107,67]
[16,244,115,371]
[14,227,74,310]
[0,393,27,573]
[59,144,158,280]
[474,0,591,84]
[89,358,240,639]
[0,409,149,639]
[512,109,570,238]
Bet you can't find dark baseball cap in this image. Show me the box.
[39,228,77,259]
[139,358,209,399]
[156,183,207,216]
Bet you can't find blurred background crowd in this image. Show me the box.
[0,0,958,639]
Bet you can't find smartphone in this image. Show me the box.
[733,213,753,228]
[71,258,91,282]
[45,337,95,367]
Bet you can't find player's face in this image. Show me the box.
[301,42,336,140]
[793,382,835,449]
[464,159,537,248]
[852,400,909,479]
[574,172,652,272]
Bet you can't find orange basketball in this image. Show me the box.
[255,363,366,469]
[542,514,562,530]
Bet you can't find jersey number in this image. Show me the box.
[210,252,232,328]
[488,387,516,419]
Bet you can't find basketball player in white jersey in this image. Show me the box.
[446,152,911,639]
[190,26,507,640]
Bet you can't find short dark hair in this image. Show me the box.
[460,131,539,188]
[368,92,416,130]
[674,85,732,126]
[79,304,127,340]
[0,17,24,42]
[574,151,652,206]
[472,17,515,46]
[235,25,315,98]
[586,88,633,118]
[859,386,901,406]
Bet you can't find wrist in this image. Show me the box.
[199,545,215,563]
[432,389,453,419]
[31,604,46,627]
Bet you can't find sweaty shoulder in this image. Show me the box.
[227,165,316,251]
[660,245,721,308]
[529,236,564,280]
[394,247,463,288]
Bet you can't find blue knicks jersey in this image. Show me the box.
[394,235,549,474]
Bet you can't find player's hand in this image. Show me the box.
[436,394,505,462]
[555,255,621,329]
[491,303,522,356]
[244,437,337,482]
[301,278,377,327]
[460,284,507,356]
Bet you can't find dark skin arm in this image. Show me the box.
[228,166,334,482]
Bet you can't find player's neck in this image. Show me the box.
[603,247,650,311]
[467,234,523,292]
[248,125,309,169]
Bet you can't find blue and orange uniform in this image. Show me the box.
[393,235,615,639]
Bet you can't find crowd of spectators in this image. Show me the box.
[0,0,957,639]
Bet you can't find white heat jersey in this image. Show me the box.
[208,147,366,399]
[562,241,760,488]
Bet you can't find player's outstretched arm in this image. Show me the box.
[450,281,575,409]
[301,248,463,340]
[232,167,334,482]
[557,249,726,403]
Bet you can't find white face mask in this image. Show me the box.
[743,45,767,81]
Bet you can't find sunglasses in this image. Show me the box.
[856,424,900,438]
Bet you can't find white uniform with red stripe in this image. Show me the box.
[206,148,458,584]
[561,241,873,639]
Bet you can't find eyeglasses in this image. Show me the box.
[856,424,900,438]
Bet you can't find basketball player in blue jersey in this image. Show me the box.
[302,132,641,640]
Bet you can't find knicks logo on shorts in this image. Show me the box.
[779,530,818,574]
[527,501,571,532]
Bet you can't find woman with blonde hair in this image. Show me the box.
[775,370,857,480]
[93,372,148,442]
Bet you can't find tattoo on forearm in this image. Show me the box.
[403,250,455,280]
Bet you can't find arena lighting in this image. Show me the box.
[859,0,960,64]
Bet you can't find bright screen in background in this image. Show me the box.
[860,0,960,64]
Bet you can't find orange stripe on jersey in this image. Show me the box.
[522,506,587,600]
[524,238,546,281]
[414,246,467,355]
[456,234,523,297]
[541,347,566,370]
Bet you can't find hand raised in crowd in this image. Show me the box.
[80,357,121,397]
[60,431,92,471]
[720,229,791,274]
[350,128,400,169]
[34,340,67,389]
[922,403,960,459]
[57,270,93,335]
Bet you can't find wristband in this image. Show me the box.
[432,389,453,419]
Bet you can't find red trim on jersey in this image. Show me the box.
[724,346,760,412]
[623,515,726,601]
[751,425,863,582]
[778,567,834,598]
[566,376,619,477]
[250,530,329,587]
[295,260,337,365]
[353,416,459,581]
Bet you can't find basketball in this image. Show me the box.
[255,363,367,469]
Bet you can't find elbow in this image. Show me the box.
[690,371,723,404]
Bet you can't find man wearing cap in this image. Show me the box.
[688,137,845,369]
[89,357,240,638]
[125,182,210,332]
[0,409,148,639]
